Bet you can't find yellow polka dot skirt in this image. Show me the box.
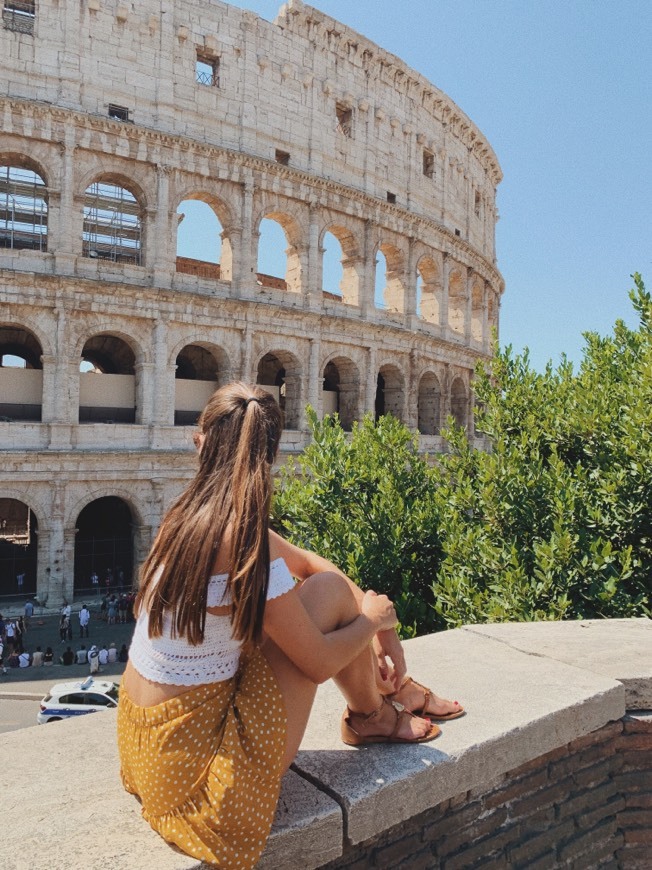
[117,648,287,869]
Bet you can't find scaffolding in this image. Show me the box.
[2,0,35,34]
[0,165,48,250]
[83,181,142,265]
[0,498,30,545]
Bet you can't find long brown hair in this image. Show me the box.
[136,382,283,647]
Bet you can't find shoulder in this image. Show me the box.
[267,557,295,599]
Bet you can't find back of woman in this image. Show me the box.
[118,382,460,869]
[118,383,288,868]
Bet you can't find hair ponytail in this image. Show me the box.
[136,383,282,646]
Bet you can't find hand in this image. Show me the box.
[373,628,407,693]
[361,590,397,633]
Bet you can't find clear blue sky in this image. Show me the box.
[189,0,651,371]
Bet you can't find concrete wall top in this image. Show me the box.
[1,617,649,869]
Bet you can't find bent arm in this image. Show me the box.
[269,528,406,690]
[263,587,379,684]
[269,529,364,603]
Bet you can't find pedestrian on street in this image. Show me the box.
[79,604,90,638]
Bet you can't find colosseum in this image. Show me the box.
[0,0,503,606]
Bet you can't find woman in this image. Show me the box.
[118,383,462,869]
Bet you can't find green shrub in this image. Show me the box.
[272,410,444,636]
[433,273,651,626]
[273,275,651,635]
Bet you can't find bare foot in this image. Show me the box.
[347,697,434,741]
[390,677,464,720]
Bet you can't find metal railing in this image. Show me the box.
[2,1,35,34]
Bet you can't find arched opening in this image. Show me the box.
[322,357,359,431]
[79,334,136,423]
[322,227,359,306]
[448,268,465,336]
[417,257,441,325]
[322,231,344,301]
[0,325,43,421]
[83,179,142,265]
[0,499,38,600]
[257,215,301,293]
[176,198,232,282]
[74,496,134,596]
[375,364,405,422]
[256,350,301,430]
[417,372,442,435]
[471,277,484,343]
[375,244,405,313]
[451,377,468,430]
[0,162,48,251]
[174,344,224,426]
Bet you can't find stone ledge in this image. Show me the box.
[1,618,649,869]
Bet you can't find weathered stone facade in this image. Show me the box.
[0,0,504,604]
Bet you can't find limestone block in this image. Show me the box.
[463,618,652,709]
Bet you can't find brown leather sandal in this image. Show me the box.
[341,697,441,746]
[389,676,465,722]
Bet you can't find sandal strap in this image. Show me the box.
[346,697,386,728]
[402,676,431,714]
[347,697,410,739]
[387,700,411,740]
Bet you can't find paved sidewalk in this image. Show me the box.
[1,602,133,696]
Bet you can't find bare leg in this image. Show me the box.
[262,571,431,773]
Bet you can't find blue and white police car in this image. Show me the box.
[37,676,119,724]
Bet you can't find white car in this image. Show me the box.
[37,676,119,724]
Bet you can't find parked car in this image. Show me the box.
[37,676,119,724]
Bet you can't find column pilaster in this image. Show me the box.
[465,268,474,343]
[306,336,321,423]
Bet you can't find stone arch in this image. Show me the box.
[321,354,360,430]
[82,174,145,266]
[0,486,48,533]
[0,315,52,359]
[450,376,468,430]
[0,151,51,187]
[256,349,302,430]
[0,497,39,598]
[76,168,150,211]
[174,341,231,426]
[175,190,237,282]
[0,156,48,251]
[320,224,361,306]
[73,322,148,366]
[375,362,406,422]
[79,333,138,424]
[0,324,44,421]
[375,242,406,313]
[72,495,139,595]
[416,255,441,325]
[255,209,303,293]
[67,486,145,531]
[448,266,466,336]
[417,371,442,435]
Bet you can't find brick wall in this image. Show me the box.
[321,714,651,870]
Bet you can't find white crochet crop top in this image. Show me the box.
[129,558,295,686]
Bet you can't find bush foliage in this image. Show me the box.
[272,275,651,635]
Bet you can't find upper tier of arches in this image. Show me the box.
[0,148,501,348]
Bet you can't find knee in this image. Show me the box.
[298,571,359,619]
[300,570,348,597]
